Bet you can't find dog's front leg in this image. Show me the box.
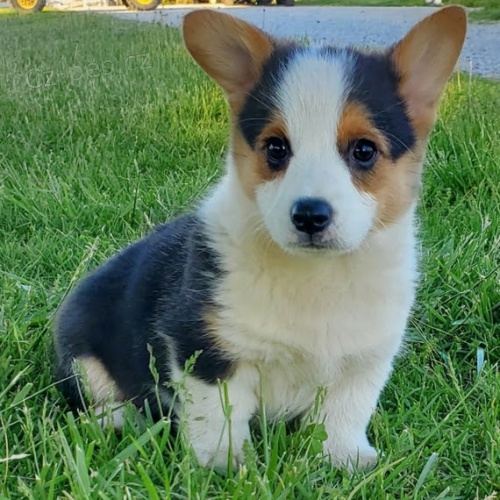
[318,346,400,471]
[177,367,258,469]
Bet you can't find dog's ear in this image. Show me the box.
[183,11,273,109]
[391,6,466,134]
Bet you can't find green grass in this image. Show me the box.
[0,12,499,499]
[470,6,500,21]
[296,0,500,22]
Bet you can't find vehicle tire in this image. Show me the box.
[276,0,294,5]
[10,0,46,13]
[255,0,272,5]
[125,0,161,10]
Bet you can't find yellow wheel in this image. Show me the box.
[126,0,161,11]
[11,0,46,12]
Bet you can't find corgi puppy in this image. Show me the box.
[55,7,466,470]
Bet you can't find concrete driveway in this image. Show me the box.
[107,5,500,79]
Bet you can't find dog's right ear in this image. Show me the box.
[183,11,273,109]
[390,6,467,135]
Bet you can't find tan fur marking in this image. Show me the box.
[202,309,237,376]
[362,148,425,227]
[203,309,231,357]
[337,102,390,157]
[338,102,425,227]
[75,356,123,405]
[232,118,288,199]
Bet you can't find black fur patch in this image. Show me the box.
[238,44,298,148]
[346,49,415,160]
[55,214,234,417]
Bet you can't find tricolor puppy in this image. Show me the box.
[55,8,466,470]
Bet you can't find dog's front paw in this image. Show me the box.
[347,444,378,471]
[189,421,251,469]
[193,439,246,469]
[326,441,378,472]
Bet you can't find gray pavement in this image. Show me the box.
[109,5,500,79]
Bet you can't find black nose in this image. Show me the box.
[290,198,333,235]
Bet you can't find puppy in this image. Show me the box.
[54,7,466,470]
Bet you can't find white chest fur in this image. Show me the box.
[220,238,416,415]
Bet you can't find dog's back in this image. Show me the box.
[55,214,233,418]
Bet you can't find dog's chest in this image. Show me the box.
[213,256,413,419]
[216,256,412,358]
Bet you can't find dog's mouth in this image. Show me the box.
[287,233,351,254]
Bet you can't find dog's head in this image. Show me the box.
[183,8,466,255]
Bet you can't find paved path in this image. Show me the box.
[108,5,500,79]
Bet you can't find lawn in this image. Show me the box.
[295,0,500,22]
[0,12,498,499]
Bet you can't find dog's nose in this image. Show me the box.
[290,198,333,235]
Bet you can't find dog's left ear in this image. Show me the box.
[391,6,467,134]
[183,11,274,109]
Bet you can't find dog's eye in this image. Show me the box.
[265,137,291,170]
[350,139,378,168]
